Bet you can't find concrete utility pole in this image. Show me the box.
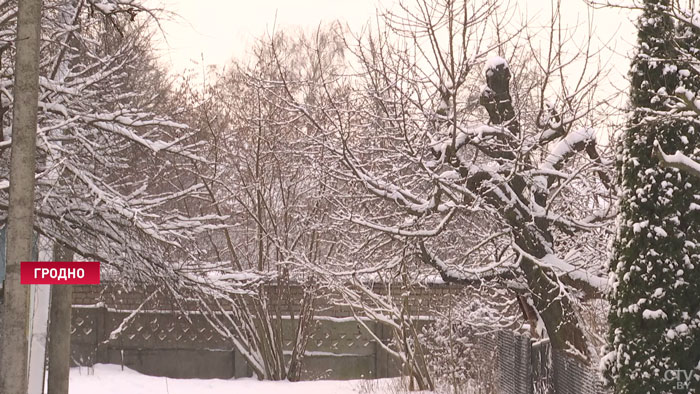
[0,0,43,392]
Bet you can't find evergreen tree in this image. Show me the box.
[604,0,700,392]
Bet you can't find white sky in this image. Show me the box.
[149,0,638,82]
[151,0,388,74]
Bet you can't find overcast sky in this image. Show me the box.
[151,0,387,73]
[150,0,638,80]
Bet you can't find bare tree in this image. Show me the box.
[0,0,222,287]
[161,29,345,380]
[0,1,225,390]
[264,0,615,360]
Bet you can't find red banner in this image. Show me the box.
[20,262,100,285]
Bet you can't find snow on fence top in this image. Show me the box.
[70,281,470,318]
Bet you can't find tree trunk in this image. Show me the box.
[519,255,588,358]
[0,0,43,393]
[48,243,73,394]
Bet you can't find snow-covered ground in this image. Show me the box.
[69,364,407,394]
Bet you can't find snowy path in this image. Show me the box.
[69,364,375,394]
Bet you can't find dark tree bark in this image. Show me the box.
[479,64,589,358]
[48,243,74,394]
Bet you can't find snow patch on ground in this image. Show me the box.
[70,364,391,394]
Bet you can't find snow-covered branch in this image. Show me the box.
[654,140,700,178]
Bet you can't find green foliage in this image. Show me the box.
[604,1,700,392]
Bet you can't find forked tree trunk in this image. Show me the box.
[481,62,589,359]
